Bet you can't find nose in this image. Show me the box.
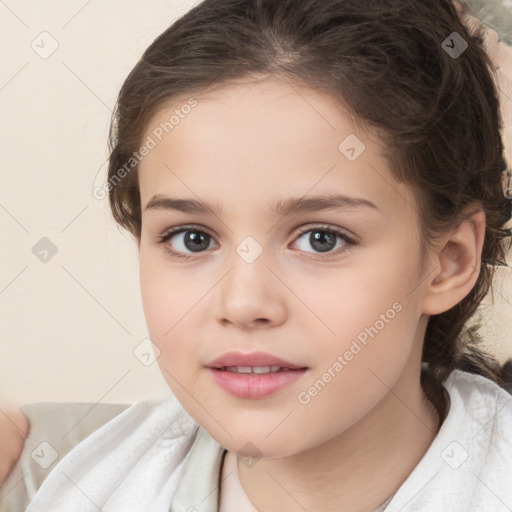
[216,245,287,330]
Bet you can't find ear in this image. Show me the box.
[421,208,486,316]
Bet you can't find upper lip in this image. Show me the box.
[207,351,306,369]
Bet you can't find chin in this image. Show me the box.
[203,422,308,460]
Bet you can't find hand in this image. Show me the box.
[453,0,512,169]
[0,405,29,485]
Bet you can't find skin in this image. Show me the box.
[137,75,485,511]
[0,6,501,503]
[0,405,29,485]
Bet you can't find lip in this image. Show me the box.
[207,350,305,369]
[206,351,308,399]
[207,368,307,399]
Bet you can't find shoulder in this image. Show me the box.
[446,368,512,426]
[20,397,198,511]
[22,397,199,512]
[443,368,512,445]
[442,370,512,505]
[0,399,197,511]
[387,369,512,510]
[0,401,130,510]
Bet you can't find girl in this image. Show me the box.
[2,0,512,510]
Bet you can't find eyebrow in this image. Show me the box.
[144,193,378,217]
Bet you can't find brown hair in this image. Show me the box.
[107,0,512,418]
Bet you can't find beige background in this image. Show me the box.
[1,0,512,405]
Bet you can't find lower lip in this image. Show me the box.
[207,368,307,399]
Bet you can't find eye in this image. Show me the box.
[291,224,356,257]
[156,223,357,260]
[156,225,218,260]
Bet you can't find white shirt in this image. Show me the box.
[22,368,512,511]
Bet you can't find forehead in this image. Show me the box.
[137,77,415,221]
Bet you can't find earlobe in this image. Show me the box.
[421,209,486,316]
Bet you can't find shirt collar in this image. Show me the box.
[170,427,226,512]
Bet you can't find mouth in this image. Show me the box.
[212,365,306,374]
[206,351,308,399]
[207,350,306,371]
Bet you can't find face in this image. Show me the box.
[137,76,429,458]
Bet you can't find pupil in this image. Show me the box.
[185,231,209,252]
[311,231,335,252]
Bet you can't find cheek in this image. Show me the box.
[140,260,171,336]
[138,244,223,421]
[296,251,421,394]
[294,302,418,449]
[140,257,183,349]
[290,249,417,347]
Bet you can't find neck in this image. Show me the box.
[237,360,441,512]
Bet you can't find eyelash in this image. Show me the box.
[155,224,357,260]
